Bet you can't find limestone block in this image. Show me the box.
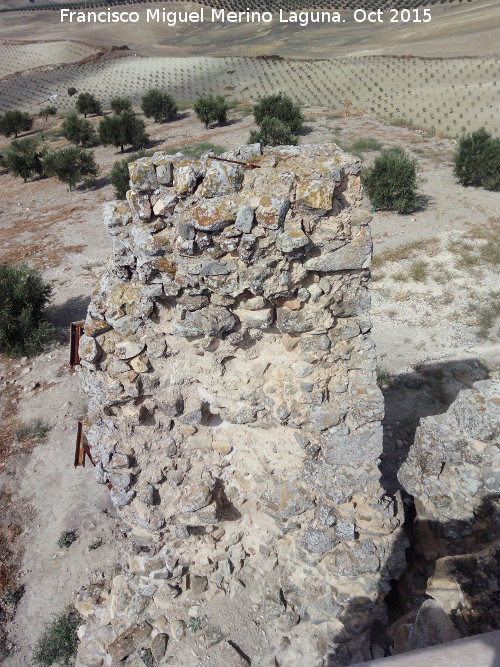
[173,306,237,338]
[296,178,335,214]
[188,197,236,232]
[235,205,255,233]
[255,195,290,229]
[126,190,151,220]
[304,225,372,272]
[276,223,310,253]
[174,165,200,196]
[83,316,111,338]
[79,335,101,364]
[128,158,157,190]
[153,156,173,185]
[233,307,274,328]
[200,160,244,198]
[115,341,145,360]
[152,192,177,216]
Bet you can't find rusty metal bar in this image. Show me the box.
[74,421,86,468]
[70,320,85,367]
[208,156,261,170]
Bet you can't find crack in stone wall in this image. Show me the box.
[76,144,406,666]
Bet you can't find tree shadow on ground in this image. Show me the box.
[221,117,243,128]
[46,295,91,330]
[300,124,315,136]
[80,176,109,191]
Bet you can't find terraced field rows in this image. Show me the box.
[1,54,498,136]
[0,40,99,78]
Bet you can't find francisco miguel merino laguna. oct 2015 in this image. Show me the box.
[59,7,432,26]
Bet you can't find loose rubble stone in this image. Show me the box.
[235,205,255,233]
[200,161,244,197]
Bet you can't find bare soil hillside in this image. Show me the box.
[0,0,497,58]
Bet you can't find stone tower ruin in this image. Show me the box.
[76,144,406,666]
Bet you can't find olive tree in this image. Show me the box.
[98,110,149,153]
[141,89,177,122]
[453,127,500,191]
[0,110,33,138]
[75,92,102,118]
[193,96,228,128]
[44,146,98,190]
[110,97,133,114]
[249,117,298,147]
[61,113,97,147]
[253,93,303,134]
[3,137,46,182]
[39,106,57,121]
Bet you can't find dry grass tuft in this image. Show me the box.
[372,237,440,269]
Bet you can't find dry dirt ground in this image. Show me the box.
[0,107,499,664]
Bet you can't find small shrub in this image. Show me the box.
[393,270,409,282]
[16,419,51,442]
[0,109,33,138]
[33,611,80,667]
[58,530,77,549]
[110,149,150,199]
[43,146,98,190]
[453,127,500,191]
[75,92,102,118]
[67,87,77,97]
[3,137,46,182]
[39,106,57,121]
[110,96,132,114]
[139,648,154,666]
[88,539,103,551]
[2,587,23,606]
[470,291,500,339]
[253,93,303,134]
[61,113,97,147]
[193,95,228,128]
[480,241,500,266]
[391,117,416,130]
[408,259,428,282]
[249,116,298,147]
[376,367,394,388]
[0,263,54,357]
[188,617,201,632]
[141,89,177,122]
[362,147,421,213]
